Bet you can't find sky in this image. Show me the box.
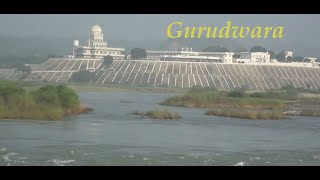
[0,14,319,56]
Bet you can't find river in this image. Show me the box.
[1,92,320,166]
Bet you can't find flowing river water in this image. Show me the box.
[1,92,320,166]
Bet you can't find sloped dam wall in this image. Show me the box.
[23,59,320,91]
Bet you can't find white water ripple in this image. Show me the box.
[0,148,6,152]
[46,159,75,166]
[2,152,19,162]
[233,161,247,166]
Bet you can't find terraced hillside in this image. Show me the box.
[93,60,320,90]
[0,71,27,81]
[24,58,320,90]
[25,58,103,83]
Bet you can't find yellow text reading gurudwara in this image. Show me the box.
[167,21,285,39]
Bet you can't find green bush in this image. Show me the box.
[263,91,281,99]
[0,80,26,103]
[227,89,245,98]
[32,85,61,106]
[56,85,80,110]
[249,92,264,98]
[0,80,83,120]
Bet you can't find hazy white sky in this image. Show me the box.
[0,14,318,40]
[0,14,319,56]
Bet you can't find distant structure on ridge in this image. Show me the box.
[71,25,125,60]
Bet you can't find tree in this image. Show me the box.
[267,50,275,59]
[293,56,303,62]
[202,45,229,52]
[71,70,93,83]
[234,47,248,53]
[286,56,293,62]
[32,85,60,106]
[56,85,80,110]
[250,46,267,52]
[32,85,80,110]
[103,55,113,65]
[275,51,286,62]
[131,48,147,59]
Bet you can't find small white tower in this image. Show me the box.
[74,40,79,46]
[285,51,293,60]
[73,40,79,56]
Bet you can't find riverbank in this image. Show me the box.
[160,87,320,120]
[132,109,182,120]
[70,84,187,94]
[12,80,187,94]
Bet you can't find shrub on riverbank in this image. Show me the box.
[132,109,181,120]
[0,80,90,120]
[160,87,286,110]
[160,87,289,120]
[205,109,286,120]
[227,89,246,98]
[300,109,320,117]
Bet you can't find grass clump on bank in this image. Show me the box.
[300,109,320,117]
[205,109,285,120]
[132,109,181,120]
[0,80,92,120]
[160,87,288,120]
[161,86,320,119]
[160,87,285,110]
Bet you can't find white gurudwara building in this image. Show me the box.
[239,52,271,63]
[147,48,234,63]
[72,25,125,59]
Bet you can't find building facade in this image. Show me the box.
[73,25,125,60]
[0,68,17,74]
[147,48,234,63]
[240,52,271,63]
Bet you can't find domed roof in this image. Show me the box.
[91,24,102,33]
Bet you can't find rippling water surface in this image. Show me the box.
[1,92,320,166]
